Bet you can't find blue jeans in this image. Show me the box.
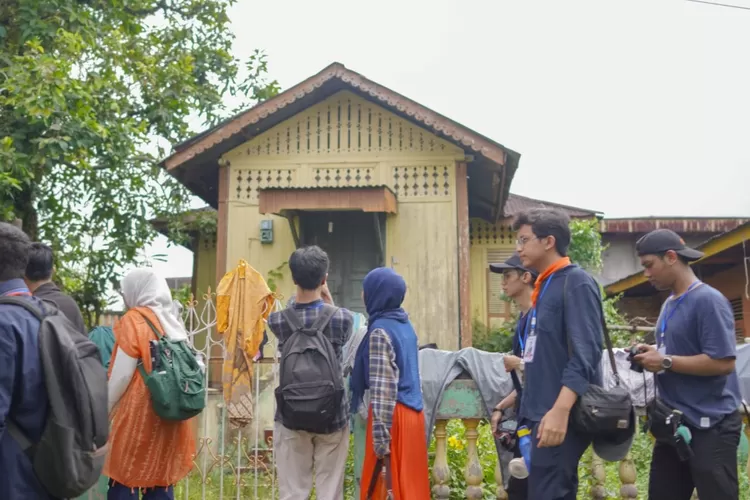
[107,480,174,500]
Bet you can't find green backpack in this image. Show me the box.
[137,313,206,421]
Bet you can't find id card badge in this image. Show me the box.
[523,335,537,363]
[658,345,666,356]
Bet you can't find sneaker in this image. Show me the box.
[508,457,529,479]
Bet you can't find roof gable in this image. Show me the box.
[161,63,520,218]
[165,63,516,171]
[222,90,464,163]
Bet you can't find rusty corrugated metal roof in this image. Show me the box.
[503,193,600,218]
[599,217,749,234]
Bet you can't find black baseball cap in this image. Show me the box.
[489,253,539,280]
[635,229,704,262]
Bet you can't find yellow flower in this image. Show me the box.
[448,435,464,451]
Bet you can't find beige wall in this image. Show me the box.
[214,90,465,348]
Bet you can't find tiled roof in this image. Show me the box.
[163,62,517,172]
[503,193,599,218]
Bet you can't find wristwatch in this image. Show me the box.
[661,356,673,371]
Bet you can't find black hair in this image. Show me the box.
[512,208,571,257]
[289,245,329,290]
[0,222,31,281]
[25,242,54,281]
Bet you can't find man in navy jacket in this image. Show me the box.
[0,223,53,499]
[512,208,604,500]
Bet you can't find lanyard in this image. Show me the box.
[529,273,556,337]
[516,312,532,353]
[658,281,702,346]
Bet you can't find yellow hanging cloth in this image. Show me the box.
[216,259,277,428]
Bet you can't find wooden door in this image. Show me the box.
[300,211,382,314]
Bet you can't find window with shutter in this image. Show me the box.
[486,248,516,324]
[730,297,744,342]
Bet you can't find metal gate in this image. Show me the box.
[81,290,282,500]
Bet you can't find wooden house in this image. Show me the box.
[158,62,602,349]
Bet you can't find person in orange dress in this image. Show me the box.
[350,267,430,500]
[105,268,196,500]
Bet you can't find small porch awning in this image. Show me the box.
[258,186,398,215]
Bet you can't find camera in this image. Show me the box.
[627,346,645,373]
[495,416,518,451]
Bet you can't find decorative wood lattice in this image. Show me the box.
[234,168,295,202]
[312,166,376,187]
[200,235,217,250]
[241,91,460,158]
[391,165,451,198]
[470,219,515,245]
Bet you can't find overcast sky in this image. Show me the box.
[144,0,750,281]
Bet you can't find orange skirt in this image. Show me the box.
[361,403,431,500]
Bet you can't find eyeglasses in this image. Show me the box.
[515,236,540,247]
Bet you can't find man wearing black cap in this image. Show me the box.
[632,229,742,500]
[488,253,538,500]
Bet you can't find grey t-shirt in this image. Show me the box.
[655,283,741,428]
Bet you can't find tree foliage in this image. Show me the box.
[0,0,279,326]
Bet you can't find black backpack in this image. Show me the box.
[0,297,109,498]
[275,305,344,433]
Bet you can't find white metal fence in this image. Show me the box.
[81,290,282,500]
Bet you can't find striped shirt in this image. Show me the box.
[268,299,353,432]
[369,328,399,457]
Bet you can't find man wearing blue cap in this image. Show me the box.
[632,228,741,500]
[488,252,538,500]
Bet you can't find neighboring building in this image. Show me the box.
[604,222,750,343]
[599,217,748,286]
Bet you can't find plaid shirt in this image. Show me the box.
[268,300,353,432]
[369,328,399,457]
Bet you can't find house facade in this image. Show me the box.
[161,62,523,350]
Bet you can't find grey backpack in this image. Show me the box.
[0,297,109,498]
[274,305,345,433]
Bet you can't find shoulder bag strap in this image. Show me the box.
[366,455,393,499]
[563,273,620,385]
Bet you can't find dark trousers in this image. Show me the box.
[648,410,742,500]
[108,480,174,500]
[525,420,591,500]
[506,443,528,500]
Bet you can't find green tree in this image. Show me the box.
[0,0,279,326]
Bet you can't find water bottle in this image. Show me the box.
[518,426,532,468]
[509,426,532,479]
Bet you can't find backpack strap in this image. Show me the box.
[562,272,620,385]
[311,305,338,333]
[0,296,44,320]
[134,310,164,340]
[281,304,339,335]
[281,307,305,332]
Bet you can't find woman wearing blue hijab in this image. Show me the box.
[350,267,430,499]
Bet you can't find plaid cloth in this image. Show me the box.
[268,300,353,432]
[369,328,399,457]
